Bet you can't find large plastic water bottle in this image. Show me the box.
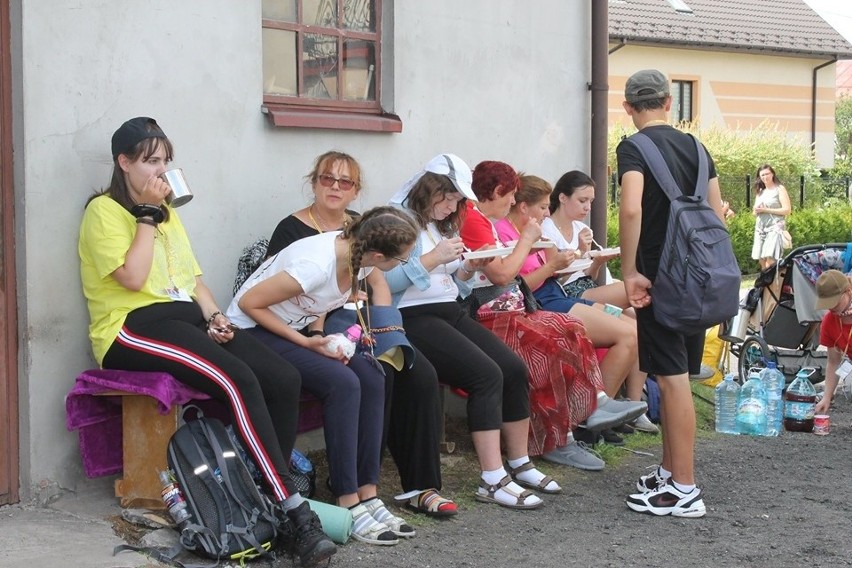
[759,362,785,436]
[784,369,816,432]
[736,371,768,436]
[714,374,740,434]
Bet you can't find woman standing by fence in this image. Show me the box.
[751,164,791,270]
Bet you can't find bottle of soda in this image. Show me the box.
[759,362,785,436]
[159,469,191,527]
[784,369,816,432]
[736,370,768,436]
[714,373,740,435]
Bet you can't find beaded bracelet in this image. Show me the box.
[206,311,223,327]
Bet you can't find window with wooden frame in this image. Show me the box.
[261,0,401,132]
[671,80,694,123]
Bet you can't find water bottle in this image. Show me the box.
[736,371,768,436]
[759,362,785,436]
[784,369,817,432]
[159,469,191,527]
[714,373,740,434]
[324,324,361,359]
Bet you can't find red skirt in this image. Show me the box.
[477,309,602,456]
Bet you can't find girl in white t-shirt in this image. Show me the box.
[541,170,631,310]
[227,206,419,546]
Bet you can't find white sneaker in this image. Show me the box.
[631,413,660,434]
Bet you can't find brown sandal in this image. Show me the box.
[474,475,543,510]
[507,461,562,494]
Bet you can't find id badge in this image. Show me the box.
[441,274,454,292]
[166,286,192,302]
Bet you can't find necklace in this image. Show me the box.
[308,204,348,234]
[345,242,376,354]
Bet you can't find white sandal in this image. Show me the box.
[349,503,399,545]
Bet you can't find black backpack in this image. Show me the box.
[166,417,280,563]
[627,132,740,335]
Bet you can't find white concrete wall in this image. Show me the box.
[17,0,591,496]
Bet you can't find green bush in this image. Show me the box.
[604,204,852,279]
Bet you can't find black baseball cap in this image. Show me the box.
[111,117,167,159]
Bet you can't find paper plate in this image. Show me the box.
[586,247,621,258]
[462,247,514,260]
[554,258,593,274]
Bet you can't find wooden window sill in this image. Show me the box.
[262,105,402,133]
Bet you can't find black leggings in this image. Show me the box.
[385,347,443,493]
[103,302,302,502]
[399,302,529,432]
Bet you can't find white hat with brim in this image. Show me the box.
[389,153,477,206]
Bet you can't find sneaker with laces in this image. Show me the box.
[630,413,660,434]
[349,503,399,545]
[626,482,706,518]
[284,501,337,567]
[542,440,605,471]
[363,497,415,538]
[635,466,669,493]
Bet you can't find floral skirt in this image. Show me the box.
[476,309,602,456]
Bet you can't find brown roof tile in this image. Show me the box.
[609,0,852,58]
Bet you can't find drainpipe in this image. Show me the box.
[812,58,836,153]
[589,0,609,250]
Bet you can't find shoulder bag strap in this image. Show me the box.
[627,132,708,202]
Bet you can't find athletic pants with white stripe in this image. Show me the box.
[103,301,303,502]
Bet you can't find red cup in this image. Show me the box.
[813,414,830,435]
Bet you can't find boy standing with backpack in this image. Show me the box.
[617,69,727,518]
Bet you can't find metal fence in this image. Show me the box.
[608,174,852,209]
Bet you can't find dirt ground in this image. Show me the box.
[317,392,852,568]
[116,388,852,568]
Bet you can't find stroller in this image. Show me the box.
[719,243,850,384]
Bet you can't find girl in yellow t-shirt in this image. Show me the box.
[78,117,335,567]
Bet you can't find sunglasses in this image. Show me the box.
[317,174,356,191]
[392,255,410,265]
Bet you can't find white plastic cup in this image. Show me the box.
[160,168,193,207]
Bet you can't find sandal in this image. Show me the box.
[474,475,543,510]
[507,461,562,495]
[395,489,458,518]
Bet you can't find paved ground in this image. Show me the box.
[2,389,851,568]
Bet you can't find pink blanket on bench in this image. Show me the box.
[66,369,325,478]
[65,369,210,478]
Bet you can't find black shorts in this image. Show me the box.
[635,305,704,376]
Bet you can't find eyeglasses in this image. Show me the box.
[317,174,356,191]
[392,255,410,265]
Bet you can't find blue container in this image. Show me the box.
[714,374,740,435]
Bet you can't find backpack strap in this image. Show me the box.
[628,132,708,202]
[113,542,220,568]
[196,420,277,557]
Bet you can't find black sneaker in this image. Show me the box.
[600,429,625,446]
[286,501,337,567]
[626,482,706,518]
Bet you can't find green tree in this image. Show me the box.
[831,95,852,177]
